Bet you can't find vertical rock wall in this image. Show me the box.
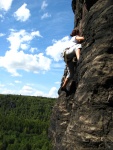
[49,0,113,149]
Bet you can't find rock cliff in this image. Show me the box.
[49,0,113,149]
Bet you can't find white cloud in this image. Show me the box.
[41,1,48,10]
[0,84,5,87]
[20,43,29,50]
[0,33,5,37]
[13,3,31,22]
[19,85,58,98]
[9,83,14,86]
[19,85,45,96]
[41,1,51,20]
[41,13,51,20]
[46,36,71,61]
[0,29,51,76]
[30,47,38,53]
[0,50,51,76]
[47,87,58,98]
[55,81,60,85]
[15,80,21,83]
[0,14,2,17]
[19,84,58,98]
[0,0,13,11]
[19,85,34,95]
[0,83,58,98]
[0,14,3,18]
[1,89,15,95]
[7,29,42,52]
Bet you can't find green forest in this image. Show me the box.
[0,94,56,150]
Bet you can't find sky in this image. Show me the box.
[0,0,74,98]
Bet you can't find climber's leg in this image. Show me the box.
[61,77,69,89]
[75,48,81,60]
[68,61,75,79]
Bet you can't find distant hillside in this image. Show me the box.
[0,94,56,150]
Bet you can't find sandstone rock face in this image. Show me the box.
[49,0,113,149]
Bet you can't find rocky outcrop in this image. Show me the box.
[49,0,113,149]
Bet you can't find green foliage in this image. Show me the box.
[0,94,55,150]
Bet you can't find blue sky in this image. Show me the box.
[0,0,74,98]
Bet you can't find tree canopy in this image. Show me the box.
[0,94,56,150]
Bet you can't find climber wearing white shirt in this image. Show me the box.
[66,28,84,61]
[61,28,84,89]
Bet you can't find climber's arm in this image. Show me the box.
[76,36,85,43]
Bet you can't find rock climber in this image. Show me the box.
[61,27,84,90]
